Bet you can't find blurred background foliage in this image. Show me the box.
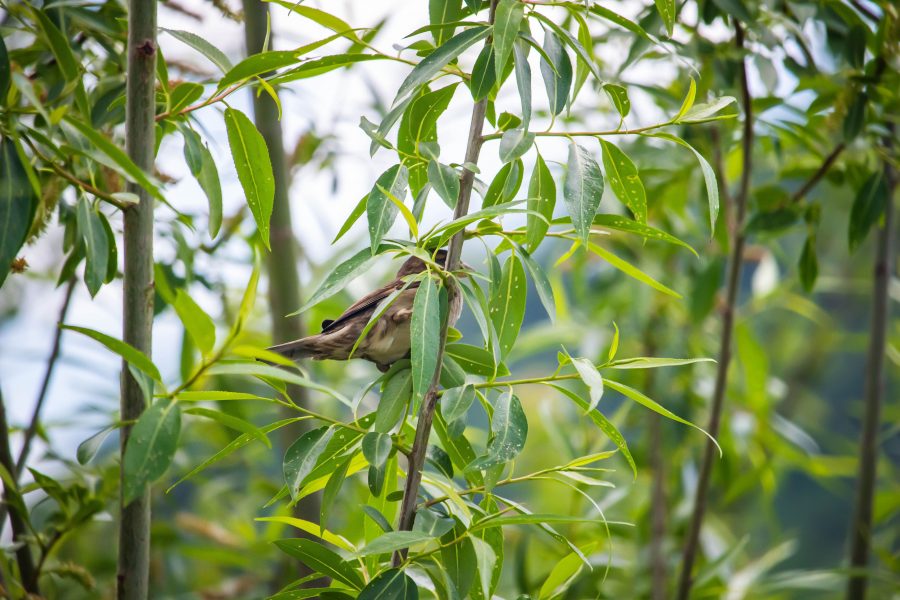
[0,0,897,598]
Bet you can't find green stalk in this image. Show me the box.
[118,0,157,596]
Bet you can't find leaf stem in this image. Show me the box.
[481,120,674,142]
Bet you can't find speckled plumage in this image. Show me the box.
[269,250,462,372]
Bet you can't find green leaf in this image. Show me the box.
[33,9,81,83]
[799,234,818,293]
[678,97,737,123]
[591,214,697,257]
[359,568,419,600]
[513,42,532,129]
[539,29,572,116]
[489,254,527,358]
[264,2,362,43]
[499,129,535,164]
[76,198,108,297]
[224,107,274,249]
[493,0,525,82]
[394,27,490,106]
[445,343,509,377]
[599,140,647,223]
[517,247,555,322]
[603,84,631,118]
[586,241,681,298]
[571,357,604,411]
[65,118,165,202]
[256,516,354,552]
[173,289,216,356]
[649,133,718,233]
[362,432,392,469]
[469,390,527,470]
[284,426,336,500]
[123,398,181,505]
[374,368,413,433]
[332,194,368,243]
[271,54,387,85]
[675,78,697,121]
[220,50,299,88]
[168,82,203,113]
[588,6,653,42]
[355,531,433,557]
[605,378,720,454]
[411,275,442,404]
[564,142,604,244]
[321,455,352,529]
[398,84,458,195]
[606,357,713,369]
[470,45,497,101]
[653,0,676,36]
[63,325,162,383]
[162,28,234,73]
[0,36,10,100]
[181,127,223,238]
[441,383,476,423]
[843,92,866,141]
[470,513,625,530]
[525,154,555,252]
[274,538,365,590]
[539,541,599,599]
[470,535,497,599]
[484,160,523,208]
[76,425,115,465]
[290,247,380,315]
[427,161,460,209]
[184,407,270,448]
[848,171,887,251]
[367,165,410,252]
[430,0,465,46]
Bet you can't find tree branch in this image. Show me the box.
[790,143,845,204]
[393,0,499,565]
[676,20,754,600]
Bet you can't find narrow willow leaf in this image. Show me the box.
[489,254,526,358]
[564,143,604,244]
[675,78,697,121]
[33,9,80,82]
[470,536,497,600]
[649,133,718,233]
[76,425,115,465]
[274,538,365,590]
[0,36,10,99]
[513,42,532,129]
[76,197,108,297]
[66,118,164,202]
[359,568,419,600]
[470,45,497,101]
[499,129,535,164]
[526,153,555,252]
[606,357,713,369]
[367,165,409,251]
[517,247,555,321]
[445,343,509,377]
[162,28,233,73]
[428,161,460,209]
[256,516,354,552]
[604,84,631,118]
[605,378,720,454]
[588,6,653,42]
[572,357,604,411]
[429,0,464,46]
[362,432,392,469]
[469,391,527,470]
[168,82,203,113]
[586,241,681,298]
[530,12,602,83]
[321,455,352,529]
[173,289,216,355]
[411,275,441,404]
[654,0,676,36]
[374,368,412,433]
[284,426,336,500]
[181,127,222,237]
[394,27,489,106]
[539,29,572,116]
[0,138,37,287]
[184,407,270,448]
[224,108,274,248]
[493,0,524,82]
[220,50,299,88]
[290,247,380,315]
[355,531,434,557]
[123,398,181,505]
[591,214,697,257]
[539,542,599,599]
[398,84,458,195]
[679,97,737,123]
[236,256,261,331]
[332,194,368,243]
[483,160,523,207]
[799,234,818,292]
[442,384,476,423]
[848,171,887,251]
[209,362,349,405]
[599,140,647,223]
[271,54,387,85]
[63,325,162,382]
[265,2,362,43]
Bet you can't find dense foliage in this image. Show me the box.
[0,0,896,598]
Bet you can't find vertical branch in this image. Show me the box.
[118,0,157,596]
[675,20,753,600]
[644,314,667,600]
[0,388,40,595]
[845,130,895,600]
[394,0,499,559]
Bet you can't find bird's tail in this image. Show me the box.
[267,336,321,360]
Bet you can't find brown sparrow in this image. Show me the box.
[269,249,464,372]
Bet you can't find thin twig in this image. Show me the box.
[392,0,499,566]
[675,21,754,600]
[15,278,77,477]
[790,143,845,204]
[481,121,673,142]
[845,126,895,600]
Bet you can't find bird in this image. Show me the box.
[268,249,464,372]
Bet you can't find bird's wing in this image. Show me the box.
[321,279,420,333]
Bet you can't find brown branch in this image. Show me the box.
[791,143,845,204]
[845,126,895,600]
[676,20,754,600]
[393,0,499,566]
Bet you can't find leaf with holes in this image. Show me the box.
[411,275,442,405]
[225,107,274,248]
[284,426,335,500]
[489,254,526,358]
[564,142,604,244]
[469,390,527,470]
[526,153,555,252]
[599,140,646,223]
